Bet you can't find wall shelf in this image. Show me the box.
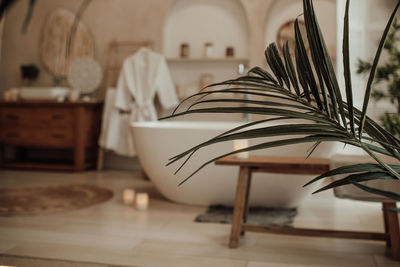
[164,0,249,105]
[167,58,249,63]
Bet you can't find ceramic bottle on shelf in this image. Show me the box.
[204,43,214,58]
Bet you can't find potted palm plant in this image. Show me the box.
[163,0,400,202]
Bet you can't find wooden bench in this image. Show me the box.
[215,155,400,261]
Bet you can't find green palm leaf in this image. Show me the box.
[313,172,396,194]
[353,183,400,201]
[304,163,400,187]
[177,135,357,186]
[283,41,301,95]
[343,0,355,134]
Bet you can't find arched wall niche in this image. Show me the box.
[264,0,336,56]
[163,0,249,59]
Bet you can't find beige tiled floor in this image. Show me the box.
[0,169,398,267]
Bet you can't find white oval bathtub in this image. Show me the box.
[131,121,339,207]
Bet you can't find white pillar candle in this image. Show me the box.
[122,189,135,205]
[233,139,249,159]
[136,193,149,211]
[9,88,19,101]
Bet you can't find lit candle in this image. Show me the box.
[136,193,149,211]
[233,139,249,158]
[122,189,135,205]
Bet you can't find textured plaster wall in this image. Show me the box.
[0,0,173,92]
[0,0,277,94]
[0,0,337,93]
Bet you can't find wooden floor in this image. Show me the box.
[0,169,399,267]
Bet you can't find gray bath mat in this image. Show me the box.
[195,205,297,227]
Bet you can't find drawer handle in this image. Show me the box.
[6,132,19,138]
[51,134,65,139]
[6,114,19,120]
[52,114,66,120]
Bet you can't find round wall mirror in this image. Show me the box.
[276,20,308,51]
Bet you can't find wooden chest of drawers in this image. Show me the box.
[0,101,103,171]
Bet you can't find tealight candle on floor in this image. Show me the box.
[122,189,135,205]
[233,139,249,159]
[136,193,149,211]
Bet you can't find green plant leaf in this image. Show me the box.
[294,19,313,103]
[169,116,298,172]
[360,143,400,179]
[302,1,330,114]
[188,98,316,112]
[171,87,298,115]
[386,208,400,213]
[0,0,17,20]
[248,66,278,85]
[164,106,343,126]
[283,41,301,95]
[21,0,36,34]
[268,43,291,89]
[66,0,93,57]
[313,172,396,194]
[266,46,283,87]
[168,124,348,167]
[304,0,347,129]
[304,163,400,187]
[177,135,357,186]
[343,0,355,135]
[352,182,400,201]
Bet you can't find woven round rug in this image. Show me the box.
[0,184,114,216]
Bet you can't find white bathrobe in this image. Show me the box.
[99,47,178,156]
[98,88,135,156]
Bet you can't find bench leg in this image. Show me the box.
[229,166,251,248]
[241,171,252,236]
[383,203,391,248]
[383,202,400,261]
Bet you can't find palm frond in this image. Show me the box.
[283,41,301,95]
[177,135,357,186]
[304,163,400,187]
[313,172,396,194]
[343,0,355,134]
[294,19,313,103]
[353,183,400,201]
[163,0,400,201]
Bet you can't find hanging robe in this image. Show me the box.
[99,47,178,157]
